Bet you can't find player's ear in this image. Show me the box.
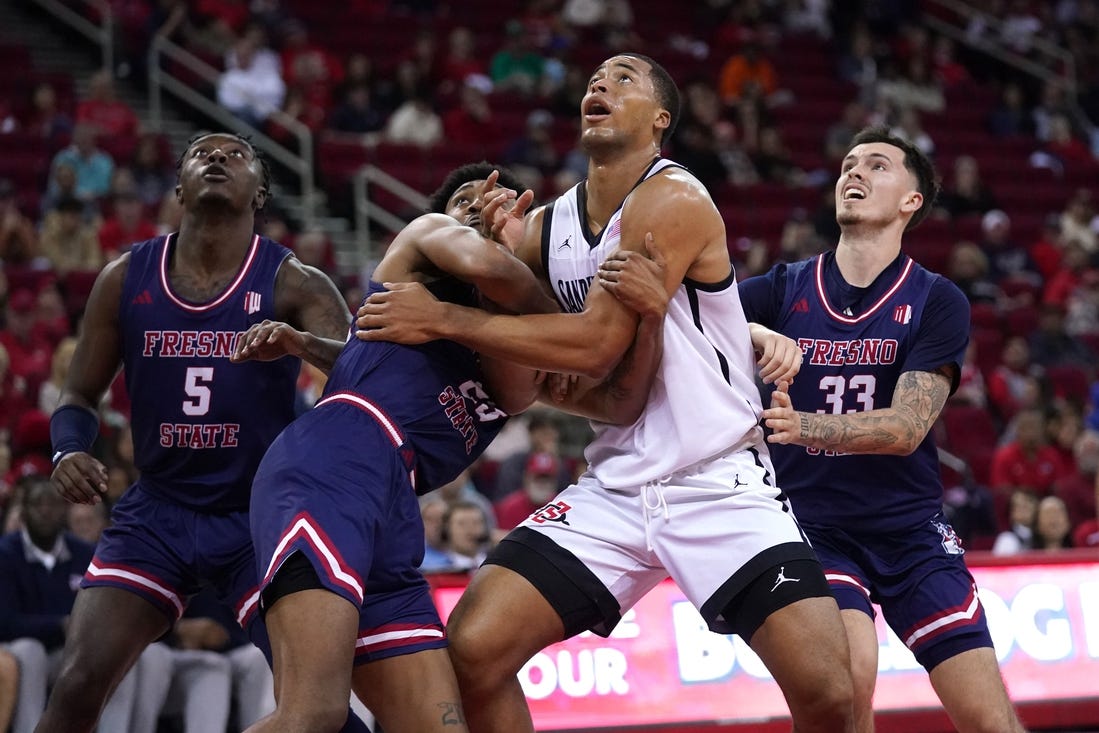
[175,184,183,204]
[654,108,670,137]
[901,190,922,215]
[253,186,268,212]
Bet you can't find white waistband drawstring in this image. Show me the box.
[641,477,671,552]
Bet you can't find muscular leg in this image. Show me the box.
[34,587,172,733]
[841,609,880,733]
[245,589,358,733]
[352,649,467,732]
[747,596,855,733]
[929,647,1026,733]
[446,565,566,733]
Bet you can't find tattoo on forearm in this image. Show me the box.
[438,701,466,726]
[797,370,950,454]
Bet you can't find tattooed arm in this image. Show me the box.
[763,367,953,455]
[231,257,353,372]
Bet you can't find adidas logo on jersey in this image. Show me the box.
[131,289,153,305]
[790,298,810,314]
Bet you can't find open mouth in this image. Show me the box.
[202,165,229,181]
[583,97,611,121]
[841,186,866,202]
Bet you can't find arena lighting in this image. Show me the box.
[430,549,1099,732]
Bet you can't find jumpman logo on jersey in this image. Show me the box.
[732,474,747,489]
[558,235,572,251]
[771,566,801,592]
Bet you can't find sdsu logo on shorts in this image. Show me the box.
[530,501,572,526]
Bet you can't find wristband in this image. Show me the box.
[49,404,100,466]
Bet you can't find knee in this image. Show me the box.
[790,672,855,733]
[447,614,519,689]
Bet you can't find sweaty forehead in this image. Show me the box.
[447,179,490,205]
[593,55,650,78]
[845,142,903,164]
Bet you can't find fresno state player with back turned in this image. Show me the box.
[741,127,1026,733]
[39,132,368,733]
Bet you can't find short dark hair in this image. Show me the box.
[621,53,680,145]
[177,132,273,197]
[427,162,528,214]
[847,127,939,230]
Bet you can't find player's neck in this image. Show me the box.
[835,225,903,287]
[585,146,660,228]
[175,213,256,275]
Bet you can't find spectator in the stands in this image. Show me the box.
[291,229,337,275]
[502,108,560,185]
[888,105,935,157]
[936,155,998,219]
[418,496,451,572]
[991,488,1038,555]
[1062,188,1099,256]
[66,501,109,545]
[980,209,1044,289]
[216,29,286,127]
[823,101,869,166]
[37,196,102,276]
[1028,302,1095,368]
[750,125,802,185]
[991,408,1072,504]
[22,81,72,145]
[987,336,1041,422]
[129,134,175,211]
[383,87,443,147]
[440,500,491,572]
[987,82,1033,138]
[327,83,385,135]
[75,70,139,140]
[1040,113,1096,170]
[1071,466,1099,548]
[0,179,39,268]
[1032,495,1073,550]
[1029,212,1066,281]
[98,189,157,262]
[1065,268,1099,336]
[951,340,989,409]
[438,26,486,96]
[1043,240,1092,310]
[836,23,878,104]
[492,413,571,502]
[876,56,944,114]
[718,35,783,106]
[443,77,500,148]
[489,20,546,96]
[46,123,114,209]
[948,241,1002,307]
[0,341,32,440]
[422,468,497,530]
[1054,426,1099,529]
[0,290,54,401]
[494,452,561,531]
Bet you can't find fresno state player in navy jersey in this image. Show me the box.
[245,163,666,733]
[39,133,369,733]
[741,128,1025,733]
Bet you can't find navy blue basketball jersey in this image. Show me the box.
[119,234,300,511]
[739,252,970,532]
[324,279,509,494]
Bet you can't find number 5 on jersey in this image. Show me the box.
[183,367,214,416]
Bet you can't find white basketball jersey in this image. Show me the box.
[542,158,767,488]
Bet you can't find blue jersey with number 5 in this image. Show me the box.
[326,279,509,494]
[738,252,970,532]
[119,234,299,511]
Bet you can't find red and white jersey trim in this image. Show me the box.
[86,559,185,618]
[159,233,261,312]
[262,514,364,605]
[316,391,405,447]
[815,255,915,324]
[355,625,445,652]
[825,572,871,596]
[903,584,982,648]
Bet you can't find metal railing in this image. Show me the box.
[146,35,317,224]
[352,164,428,261]
[924,0,1077,95]
[29,0,113,72]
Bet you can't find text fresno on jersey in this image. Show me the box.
[797,338,900,365]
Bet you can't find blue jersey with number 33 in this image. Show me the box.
[738,252,970,532]
[120,234,299,512]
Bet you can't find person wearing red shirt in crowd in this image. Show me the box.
[987,336,1040,423]
[494,452,561,531]
[1054,429,1099,529]
[0,290,54,402]
[990,408,1072,523]
[98,190,157,262]
[443,78,500,147]
[75,71,139,141]
[438,27,485,96]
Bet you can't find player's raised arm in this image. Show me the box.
[50,257,129,504]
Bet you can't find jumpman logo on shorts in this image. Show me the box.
[732,474,747,489]
[771,566,801,592]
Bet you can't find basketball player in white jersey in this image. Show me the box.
[357,54,855,732]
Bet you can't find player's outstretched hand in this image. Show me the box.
[480,180,534,251]
[762,381,800,445]
[748,324,802,385]
[597,232,668,319]
[356,282,443,344]
[231,320,307,362]
[51,452,109,505]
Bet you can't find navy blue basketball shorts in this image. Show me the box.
[84,483,265,637]
[805,511,994,671]
[250,393,445,664]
